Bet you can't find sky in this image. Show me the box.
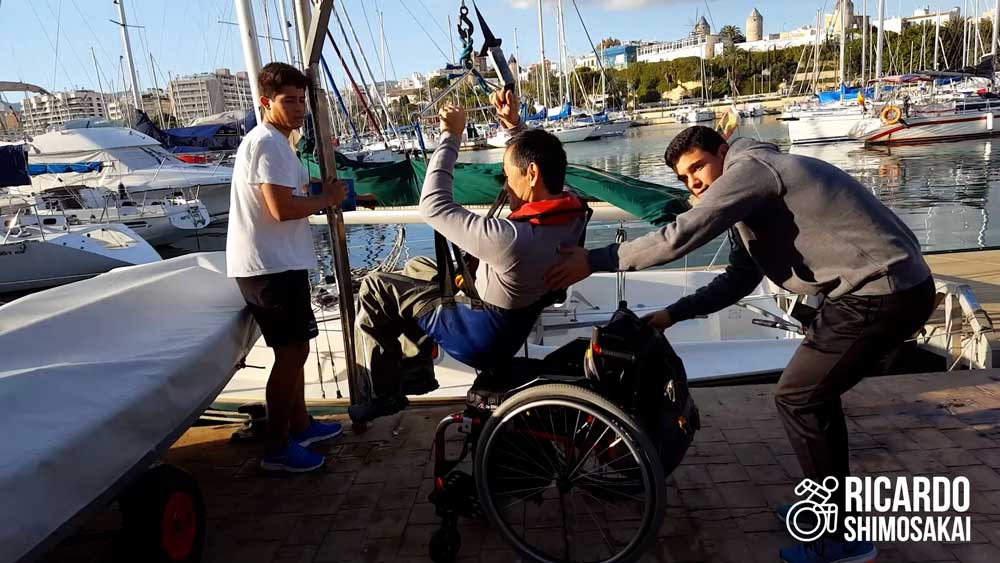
[0,0,964,104]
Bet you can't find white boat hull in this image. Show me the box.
[550,125,596,143]
[0,224,161,293]
[588,119,631,138]
[787,112,866,145]
[851,112,997,144]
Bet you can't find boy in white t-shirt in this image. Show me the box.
[227,62,347,472]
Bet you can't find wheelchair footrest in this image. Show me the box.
[429,470,482,520]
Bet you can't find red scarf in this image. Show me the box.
[508,193,586,225]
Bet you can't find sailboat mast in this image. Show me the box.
[875,0,885,81]
[861,0,868,85]
[278,0,295,65]
[839,1,847,99]
[149,53,166,126]
[934,10,941,70]
[262,0,275,62]
[235,0,264,124]
[91,47,109,117]
[992,0,999,58]
[115,0,142,109]
[537,0,549,107]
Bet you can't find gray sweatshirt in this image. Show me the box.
[587,138,931,322]
[419,132,588,310]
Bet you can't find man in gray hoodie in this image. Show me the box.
[547,125,936,563]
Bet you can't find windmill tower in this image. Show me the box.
[747,8,764,42]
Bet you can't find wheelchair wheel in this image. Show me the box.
[474,384,665,563]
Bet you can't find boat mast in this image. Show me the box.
[91,47,109,117]
[537,0,549,107]
[149,53,166,126]
[812,9,821,93]
[861,0,868,85]
[114,0,142,109]
[934,9,942,70]
[234,0,264,125]
[278,0,295,65]
[992,0,1000,60]
[839,0,847,100]
[875,0,885,82]
[262,0,275,62]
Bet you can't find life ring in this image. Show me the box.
[880,105,902,125]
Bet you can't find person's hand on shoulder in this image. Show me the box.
[439,104,467,138]
[544,245,591,289]
[490,89,520,129]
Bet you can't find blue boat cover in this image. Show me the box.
[27,162,103,176]
[816,84,875,105]
[0,144,30,187]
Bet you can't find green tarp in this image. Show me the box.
[302,150,690,226]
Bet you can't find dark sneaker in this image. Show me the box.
[291,417,343,447]
[780,539,877,563]
[259,441,325,473]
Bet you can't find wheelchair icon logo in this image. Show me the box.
[785,477,840,542]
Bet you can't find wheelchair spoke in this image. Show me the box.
[572,450,644,482]
[496,482,555,512]
[518,410,563,477]
[493,440,556,478]
[577,479,647,504]
[567,423,612,481]
[574,488,616,559]
[492,462,554,482]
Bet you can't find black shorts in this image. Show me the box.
[236,269,318,348]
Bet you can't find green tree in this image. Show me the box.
[719,25,746,44]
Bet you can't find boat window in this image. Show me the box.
[42,218,58,225]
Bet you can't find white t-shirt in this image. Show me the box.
[226,123,318,277]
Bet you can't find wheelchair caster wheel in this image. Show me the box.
[428,526,461,563]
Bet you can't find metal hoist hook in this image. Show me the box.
[456,2,475,70]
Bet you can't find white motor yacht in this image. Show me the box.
[1,210,161,294]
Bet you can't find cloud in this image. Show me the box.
[509,0,691,9]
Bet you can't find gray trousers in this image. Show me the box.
[353,257,442,404]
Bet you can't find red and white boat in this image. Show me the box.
[850,94,1000,145]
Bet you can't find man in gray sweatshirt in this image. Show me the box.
[547,125,935,563]
[349,96,588,424]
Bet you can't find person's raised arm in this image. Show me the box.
[418,104,518,265]
[491,89,524,132]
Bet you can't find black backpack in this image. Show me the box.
[584,305,700,475]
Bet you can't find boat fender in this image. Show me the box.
[880,105,902,126]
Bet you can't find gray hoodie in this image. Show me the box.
[419,132,588,310]
[587,137,930,322]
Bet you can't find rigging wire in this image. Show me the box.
[332,3,389,138]
[26,0,74,93]
[340,3,400,141]
[395,0,451,63]
[414,0,450,42]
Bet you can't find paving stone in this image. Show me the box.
[285,515,333,545]
[958,465,1000,491]
[730,443,778,466]
[314,530,364,562]
[708,464,750,484]
[721,427,761,444]
[853,448,905,473]
[944,429,1000,450]
[672,465,714,489]
[715,482,768,509]
[271,545,319,563]
[679,487,726,510]
[745,464,793,485]
[972,448,1000,469]
[948,543,1000,563]
[895,449,949,474]
[908,428,961,450]
[366,509,410,539]
[775,454,804,479]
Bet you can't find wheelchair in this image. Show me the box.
[426,306,700,563]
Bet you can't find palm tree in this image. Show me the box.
[719,25,746,44]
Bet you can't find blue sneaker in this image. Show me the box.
[260,441,325,473]
[777,503,818,531]
[780,539,877,563]
[290,417,343,447]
